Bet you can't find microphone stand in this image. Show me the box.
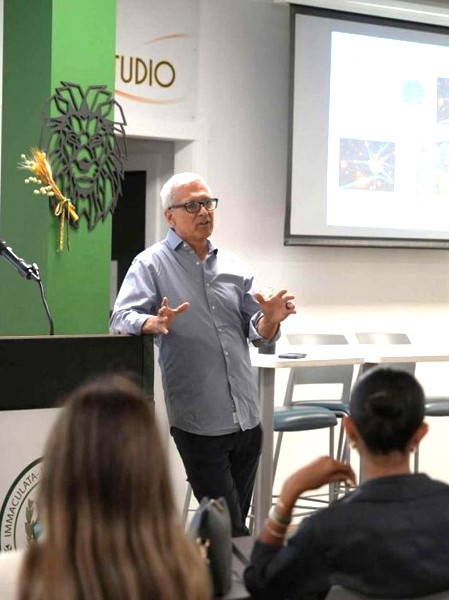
[30,263,55,336]
[1,254,55,336]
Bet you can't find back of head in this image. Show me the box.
[41,373,167,527]
[350,366,425,455]
[160,172,209,210]
[20,373,209,600]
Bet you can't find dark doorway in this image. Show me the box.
[112,170,146,294]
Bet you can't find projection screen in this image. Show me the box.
[286,1,449,247]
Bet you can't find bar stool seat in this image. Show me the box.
[272,405,339,515]
[275,334,355,473]
[274,405,338,432]
[292,401,351,464]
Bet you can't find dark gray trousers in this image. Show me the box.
[171,424,263,537]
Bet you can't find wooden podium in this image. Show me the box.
[0,334,153,551]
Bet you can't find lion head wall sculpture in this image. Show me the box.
[40,81,127,230]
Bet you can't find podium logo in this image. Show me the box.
[0,458,42,551]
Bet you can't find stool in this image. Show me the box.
[182,483,195,525]
[279,334,356,473]
[272,405,339,515]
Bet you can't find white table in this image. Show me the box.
[360,344,449,367]
[250,346,366,534]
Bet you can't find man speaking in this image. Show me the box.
[110,172,295,535]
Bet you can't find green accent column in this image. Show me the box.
[0,0,117,335]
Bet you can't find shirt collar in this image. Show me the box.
[166,228,218,256]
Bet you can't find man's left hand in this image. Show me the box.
[255,288,296,325]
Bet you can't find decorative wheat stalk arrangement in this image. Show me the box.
[19,148,79,251]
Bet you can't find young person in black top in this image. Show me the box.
[245,366,449,599]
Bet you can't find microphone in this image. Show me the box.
[0,239,41,281]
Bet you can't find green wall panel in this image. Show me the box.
[0,0,117,335]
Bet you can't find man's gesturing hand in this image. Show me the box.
[141,296,190,335]
[255,288,296,325]
[254,288,296,340]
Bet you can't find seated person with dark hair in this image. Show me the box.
[244,366,449,599]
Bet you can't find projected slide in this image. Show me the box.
[287,6,449,247]
[327,32,449,232]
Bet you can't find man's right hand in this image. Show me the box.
[141,296,190,335]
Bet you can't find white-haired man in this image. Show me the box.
[110,172,296,535]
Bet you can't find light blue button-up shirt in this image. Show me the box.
[109,229,278,435]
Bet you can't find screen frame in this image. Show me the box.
[285,3,449,248]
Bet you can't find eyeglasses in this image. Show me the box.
[168,198,219,213]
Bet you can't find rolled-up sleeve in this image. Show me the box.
[109,257,158,335]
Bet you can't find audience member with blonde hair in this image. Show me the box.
[0,373,210,600]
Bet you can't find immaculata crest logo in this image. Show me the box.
[0,458,42,551]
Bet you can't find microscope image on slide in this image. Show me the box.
[339,138,396,191]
